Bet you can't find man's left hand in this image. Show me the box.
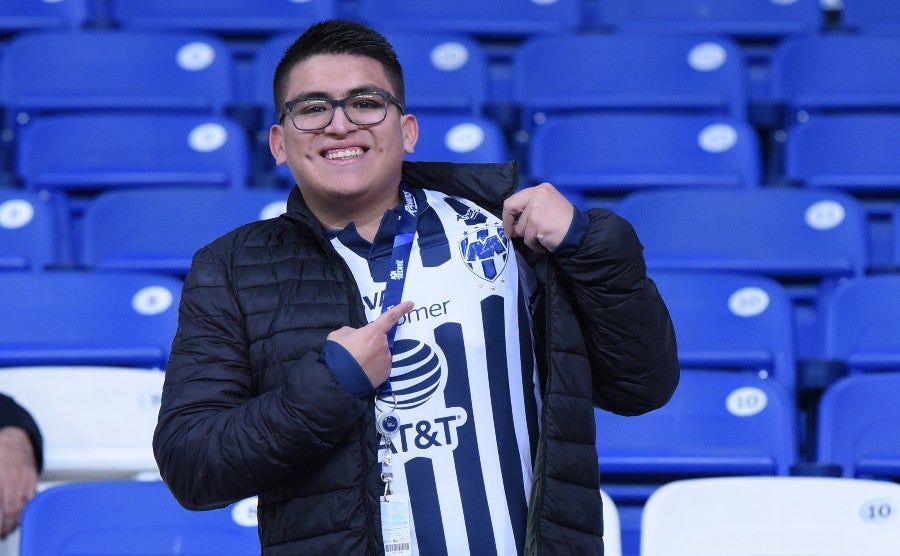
[502,183,574,254]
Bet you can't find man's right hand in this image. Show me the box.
[327,301,414,388]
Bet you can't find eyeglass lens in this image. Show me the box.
[289,92,390,130]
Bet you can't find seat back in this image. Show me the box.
[528,113,760,206]
[821,275,900,373]
[596,369,797,498]
[0,366,164,480]
[651,270,796,395]
[19,480,260,555]
[110,0,337,35]
[1,30,234,124]
[513,33,747,131]
[17,114,250,193]
[616,188,868,282]
[81,188,287,275]
[0,271,182,368]
[818,373,900,479]
[640,476,900,556]
[0,190,57,271]
[354,0,582,37]
[595,0,822,39]
[600,489,622,556]
[407,113,509,164]
[770,35,900,125]
[784,115,900,193]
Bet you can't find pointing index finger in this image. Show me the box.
[372,300,414,333]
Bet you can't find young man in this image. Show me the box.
[154,19,679,555]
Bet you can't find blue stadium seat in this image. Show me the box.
[353,0,582,38]
[895,203,900,269]
[615,188,867,284]
[0,0,88,34]
[818,373,900,480]
[16,114,250,193]
[840,0,900,34]
[81,188,287,275]
[784,115,900,194]
[597,369,797,556]
[651,270,796,395]
[0,271,182,369]
[821,275,900,374]
[406,113,509,164]
[0,190,57,271]
[111,0,337,35]
[528,114,760,207]
[19,481,260,555]
[595,0,823,39]
[0,30,234,126]
[512,33,747,135]
[770,35,900,126]
[640,476,900,556]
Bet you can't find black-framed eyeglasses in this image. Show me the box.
[281,90,404,131]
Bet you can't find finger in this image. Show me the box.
[370,301,414,333]
[502,189,531,239]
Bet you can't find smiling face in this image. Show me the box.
[269,54,418,222]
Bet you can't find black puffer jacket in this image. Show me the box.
[154,161,679,555]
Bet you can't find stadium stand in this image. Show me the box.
[818,373,900,480]
[640,476,900,556]
[0,366,164,481]
[527,113,761,207]
[0,0,89,35]
[19,481,260,555]
[839,0,900,34]
[0,271,181,369]
[0,190,57,271]
[80,187,287,276]
[406,113,510,164]
[16,113,251,193]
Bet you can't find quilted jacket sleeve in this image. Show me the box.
[553,207,680,416]
[153,245,368,511]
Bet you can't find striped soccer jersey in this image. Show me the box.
[329,186,542,555]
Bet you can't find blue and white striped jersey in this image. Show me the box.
[329,186,542,555]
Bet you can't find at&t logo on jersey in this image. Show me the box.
[460,224,509,282]
[384,339,468,458]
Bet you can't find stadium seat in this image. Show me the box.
[770,35,900,126]
[820,274,900,374]
[80,187,287,275]
[818,373,900,480]
[406,113,509,164]
[840,0,900,34]
[597,369,797,556]
[353,0,582,38]
[0,271,182,369]
[0,190,57,271]
[16,114,251,193]
[0,366,164,480]
[640,476,900,556]
[0,0,88,34]
[650,270,796,395]
[110,0,337,35]
[0,30,234,127]
[595,0,823,39]
[19,480,260,555]
[512,32,747,135]
[527,113,760,206]
[895,203,900,269]
[784,115,900,194]
[615,188,867,284]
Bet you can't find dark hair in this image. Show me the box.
[273,19,405,120]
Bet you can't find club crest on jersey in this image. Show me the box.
[460,224,509,282]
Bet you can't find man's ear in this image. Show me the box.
[269,124,287,165]
[401,114,418,154]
